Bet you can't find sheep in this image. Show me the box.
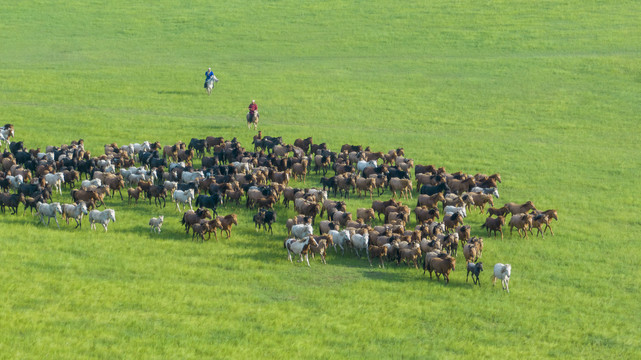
[492,263,511,293]
[481,215,506,240]
[466,262,483,285]
[149,215,164,233]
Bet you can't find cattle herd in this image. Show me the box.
[0,124,559,290]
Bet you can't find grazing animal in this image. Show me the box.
[389,177,413,199]
[36,202,63,229]
[173,189,195,212]
[61,202,88,229]
[481,215,506,239]
[398,243,422,269]
[309,237,331,264]
[444,205,467,218]
[471,186,500,199]
[368,245,388,268]
[149,215,164,233]
[195,194,222,215]
[492,263,511,293]
[217,214,238,238]
[416,192,445,209]
[466,262,484,285]
[504,201,537,215]
[247,110,259,130]
[291,223,314,240]
[444,212,465,232]
[205,75,218,95]
[350,232,370,258]
[425,254,456,284]
[419,182,450,196]
[127,187,143,205]
[284,237,317,267]
[181,208,213,233]
[508,213,534,238]
[88,209,116,232]
[487,206,510,217]
[328,229,351,255]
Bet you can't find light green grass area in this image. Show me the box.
[1,0,640,358]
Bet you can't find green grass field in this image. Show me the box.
[1,0,640,358]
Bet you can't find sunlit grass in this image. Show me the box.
[0,0,640,358]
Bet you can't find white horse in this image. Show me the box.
[36,202,63,229]
[62,202,88,229]
[44,172,65,195]
[0,126,14,151]
[205,75,218,95]
[492,263,512,293]
[81,178,101,190]
[149,215,164,233]
[328,229,351,255]
[284,237,317,267]
[247,111,259,130]
[173,189,195,212]
[350,231,369,258]
[7,175,23,191]
[89,209,116,232]
[291,223,313,240]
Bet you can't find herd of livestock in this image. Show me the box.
[0,124,559,291]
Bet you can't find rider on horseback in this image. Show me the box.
[248,100,258,117]
[204,68,215,88]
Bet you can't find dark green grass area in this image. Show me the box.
[0,0,640,358]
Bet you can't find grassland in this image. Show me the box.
[0,0,640,358]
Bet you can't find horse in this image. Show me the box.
[284,237,318,267]
[173,189,195,212]
[247,111,259,130]
[419,182,450,196]
[88,208,116,232]
[205,75,218,95]
[0,126,14,151]
[62,201,88,229]
[36,202,63,229]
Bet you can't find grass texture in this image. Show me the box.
[0,0,640,358]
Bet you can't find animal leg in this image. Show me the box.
[305,253,310,267]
